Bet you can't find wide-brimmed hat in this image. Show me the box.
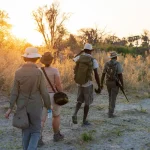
[40,52,53,64]
[84,43,93,51]
[22,47,41,58]
[108,51,120,58]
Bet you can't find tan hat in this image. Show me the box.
[109,51,120,58]
[40,52,53,64]
[84,43,93,50]
[22,47,41,58]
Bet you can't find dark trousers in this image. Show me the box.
[22,104,43,150]
[106,81,119,114]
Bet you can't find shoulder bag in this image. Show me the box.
[12,90,32,129]
[41,67,69,106]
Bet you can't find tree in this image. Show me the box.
[104,34,120,45]
[66,34,79,51]
[141,30,149,48]
[0,10,11,47]
[33,3,70,51]
[78,27,105,46]
[127,35,141,47]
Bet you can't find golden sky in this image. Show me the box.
[0,0,150,45]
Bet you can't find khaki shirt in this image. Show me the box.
[10,63,51,110]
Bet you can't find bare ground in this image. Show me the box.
[0,90,150,150]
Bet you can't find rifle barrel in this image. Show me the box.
[116,79,129,102]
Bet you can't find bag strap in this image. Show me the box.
[41,67,57,93]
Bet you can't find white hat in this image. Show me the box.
[22,47,41,58]
[84,43,93,50]
[108,51,120,58]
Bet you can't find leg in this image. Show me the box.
[27,132,40,150]
[107,86,113,117]
[22,129,30,150]
[83,104,89,123]
[52,115,60,133]
[111,86,119,114]
[38,107,47,147]
[53,115,64,142]
[73,102,82,116]
[49,93,64,141]
[82,85,93,125]
[72,86,84,124]
[26,105,42,150]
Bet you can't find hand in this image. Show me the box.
[95,87,101,94]
[5,109,11,119]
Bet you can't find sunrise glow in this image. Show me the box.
[0,0,150,45]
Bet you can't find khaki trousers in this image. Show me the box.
[106,81,119,114]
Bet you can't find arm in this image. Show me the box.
[94,68,101,88]
[94,68,101,93]
[117,62,124,88]
[5,74,19,118]
[101,73,106,89]
[39,72,51,110]
[9,76,19,109]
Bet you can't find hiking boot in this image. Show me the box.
[82,120,91,126]
[53,131,64,142]
[72,116,78,124]
[38,137,44,147]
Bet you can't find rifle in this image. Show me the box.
[74,50,84,58]
[115,78,129,102]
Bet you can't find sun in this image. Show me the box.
[11,23,44,46]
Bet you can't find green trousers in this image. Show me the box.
[106,82,119,114]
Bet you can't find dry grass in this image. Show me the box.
[0,48,150,95]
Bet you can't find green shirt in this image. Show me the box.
[103,59,123,74]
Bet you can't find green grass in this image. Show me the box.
[139,105,147,113]
[81,130,96,142]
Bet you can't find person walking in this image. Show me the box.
[72,43,101,126]
[5,47,51,150]
[39,52,64,144]
[101,51,124,118]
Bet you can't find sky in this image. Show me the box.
[0,0,150,45]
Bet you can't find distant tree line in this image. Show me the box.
[32,2,150,57]
[0,2,150,57]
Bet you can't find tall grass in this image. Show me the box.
[0,48,150,94]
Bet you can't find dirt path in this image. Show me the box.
[0,90,150,150]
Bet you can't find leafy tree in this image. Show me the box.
[33,3,70,50]
[78,27,105,46]
[141,30,149,48]
[0,10,11,47]
[66,34,79,51]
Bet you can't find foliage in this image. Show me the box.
[81,130,96,142]
[32,2,70,50]
[139,105,147,113]
[0,10,12,46]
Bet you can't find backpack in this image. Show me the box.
[106,61,118,81]
[74,55,93,85]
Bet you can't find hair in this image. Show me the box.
[84,49,92,54]
[23,57,39,62]
[42,59,53,67]
[44,64,50,67]
[111,56,117,60]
